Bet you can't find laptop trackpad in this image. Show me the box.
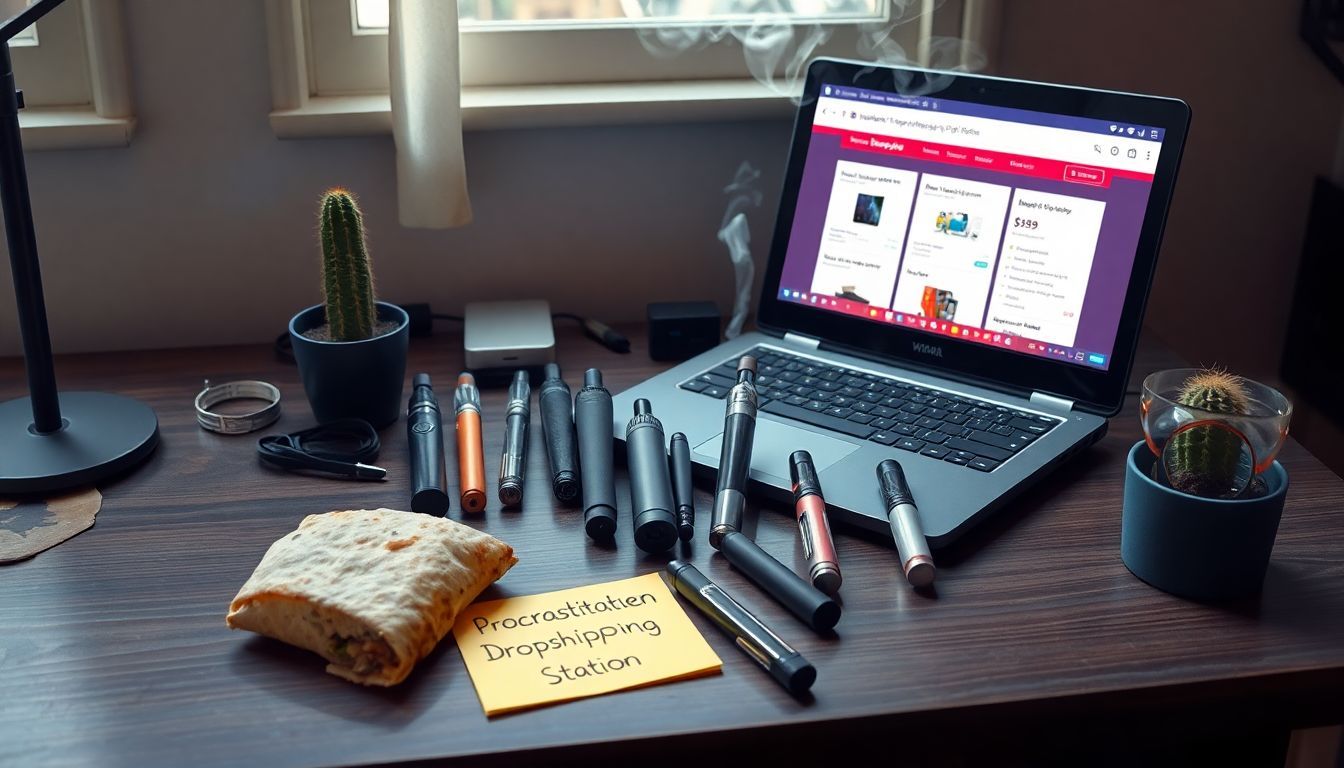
[693,419,859,482]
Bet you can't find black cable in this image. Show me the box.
[257,419,386,480]
[553,312,631,354]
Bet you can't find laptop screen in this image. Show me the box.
[775,83,1165,372]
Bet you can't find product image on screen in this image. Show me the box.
[777,82,1164,371]
[853,194,885,226]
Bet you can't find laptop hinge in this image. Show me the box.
[1030,391,1075,413]
[782,332,821,350]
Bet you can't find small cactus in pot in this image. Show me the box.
[1164,370,1252,498]
[318,188,377,342]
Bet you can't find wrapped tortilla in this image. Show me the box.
[226,508,517,686]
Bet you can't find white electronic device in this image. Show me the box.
[463,300,556,370]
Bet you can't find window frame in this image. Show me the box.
[8,0,134,150]
[267,0,1000,136]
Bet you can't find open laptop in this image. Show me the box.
[613,58,1190,547]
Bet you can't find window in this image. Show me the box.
[268,0,999,135]
[4,0,135,150]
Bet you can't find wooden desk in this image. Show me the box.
[2,326,1342,766]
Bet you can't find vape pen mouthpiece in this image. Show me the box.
[413,372,432,389]
[634,398,653,416]
[789,450,821,501]
[584,368,604,389]
[737,355,757,376]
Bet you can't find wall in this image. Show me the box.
[997,0,1342,379]
[0,0,792,356]
[3,0,1341,378]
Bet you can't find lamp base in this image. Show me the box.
[0,392,159,495]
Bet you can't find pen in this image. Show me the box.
[877,459,936,588]
[665,560,816,695]
[719,530,840,633]
[626,399,678,553]
[454,372,486,513]
[538,363,580,503]
[709,355,758,549]
[406,373,449,515]
[669,432,695,542]
[789,450,842,594]
[498,370,530,507]
[574,368,618,540]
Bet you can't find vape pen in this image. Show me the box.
[406,373,449,515]
[665,560,816,695]
[574,368,617,540]
[498,370,530,507]
[538,363,580,503]
[710,355,758,549]
[669,432,695,542]
[625,399,678,553]
[454,372,486,513]
[719,530,841,633]
[877,459,936,588]
[789,450,842,594]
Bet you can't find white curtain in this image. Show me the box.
[389,0,472,228]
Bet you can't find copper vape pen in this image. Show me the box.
[454,372,486,513]
[789,450,842,595]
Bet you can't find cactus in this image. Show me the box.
[318,188,377,342]
[1165,369,1251,498]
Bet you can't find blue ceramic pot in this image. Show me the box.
[289,302,409,429]
[1121,441,1287,601]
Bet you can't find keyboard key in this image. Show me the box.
[871,405,899,419]
[967,418,993,431]
[915,416,941,429]
[895,438,925,452]
[791,386,816,398]
[702,386,728,399]
[969,407,992,418]
[968,430,1021,452]
[947,402,970,413]
[894,424,919,436]
[818,370,842,381]
[785,395,808,406]
[944,455,969,466]
[909,395,934,405]
[944,436,1011,462]
[847,413,876,425]
[1011,431,1037,444]
[919,431,947,445]
[921,445,950,459]
[851,401,873,413]
[938,423,968,437]
[990,424,1015,437]
[761,400,875,439]
[870,417,896,430]
[925,407,949,420]
[869,431,899,446]
[945,413,968,425]
[969,457,1000,472]
[680,379,708,393]
[839,386,864,398]
[895,412,918,425]
[1011,417,1056,434]
[825,406,855,419]
[861,392,884,404]
[815,380,843,392]
[777,370,801,382]
[829,396,854,408]
[951,450,977,462]
[843,376,869,388]
[697,371,735,388]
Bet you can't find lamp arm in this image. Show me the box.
[2,0,64,43]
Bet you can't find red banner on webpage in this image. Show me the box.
[813,125,1155,187]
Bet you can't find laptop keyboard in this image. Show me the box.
[678,346,1061,473]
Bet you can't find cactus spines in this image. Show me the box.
[1166,369,1251,498]
[319,188,377,342]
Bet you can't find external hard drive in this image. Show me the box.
[463,300,556,370]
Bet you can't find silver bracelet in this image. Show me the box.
[195,379,282,435]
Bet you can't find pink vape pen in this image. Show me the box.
[789,450,842,595]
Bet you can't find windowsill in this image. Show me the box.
[18,107,136,150]
[269,80,795,138]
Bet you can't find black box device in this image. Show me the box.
[648,301,720,361]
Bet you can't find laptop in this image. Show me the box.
[613,58,1190,547]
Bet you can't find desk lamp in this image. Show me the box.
[0,0,158,494]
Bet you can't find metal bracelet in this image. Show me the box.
[195,379,282,435]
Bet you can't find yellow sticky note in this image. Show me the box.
[452,571,722,716]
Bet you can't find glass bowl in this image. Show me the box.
[1140,369,1292,498]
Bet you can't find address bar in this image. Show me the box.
[815,97,1158,175]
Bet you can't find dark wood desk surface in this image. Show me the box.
[2,326,1342,767]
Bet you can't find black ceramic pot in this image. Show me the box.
[1121,441,1288,602]
[288,302,409,429]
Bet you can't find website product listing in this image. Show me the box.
[890,173,1011,326]
[778,86,1160,370]
[809,160,918,306]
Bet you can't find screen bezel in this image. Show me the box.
[756,58,1190,417]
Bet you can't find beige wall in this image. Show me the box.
[0,0,791,356]
[997,0,1342,378]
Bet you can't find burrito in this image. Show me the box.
[227,508,517,686]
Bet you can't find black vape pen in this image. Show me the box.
[669,432,695,542]
[575,368,617,540]
[538,363,580,503]
[710,356,758,549]
[498,370,530,507]
[407,373,449,515]
[626,399,678,553]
